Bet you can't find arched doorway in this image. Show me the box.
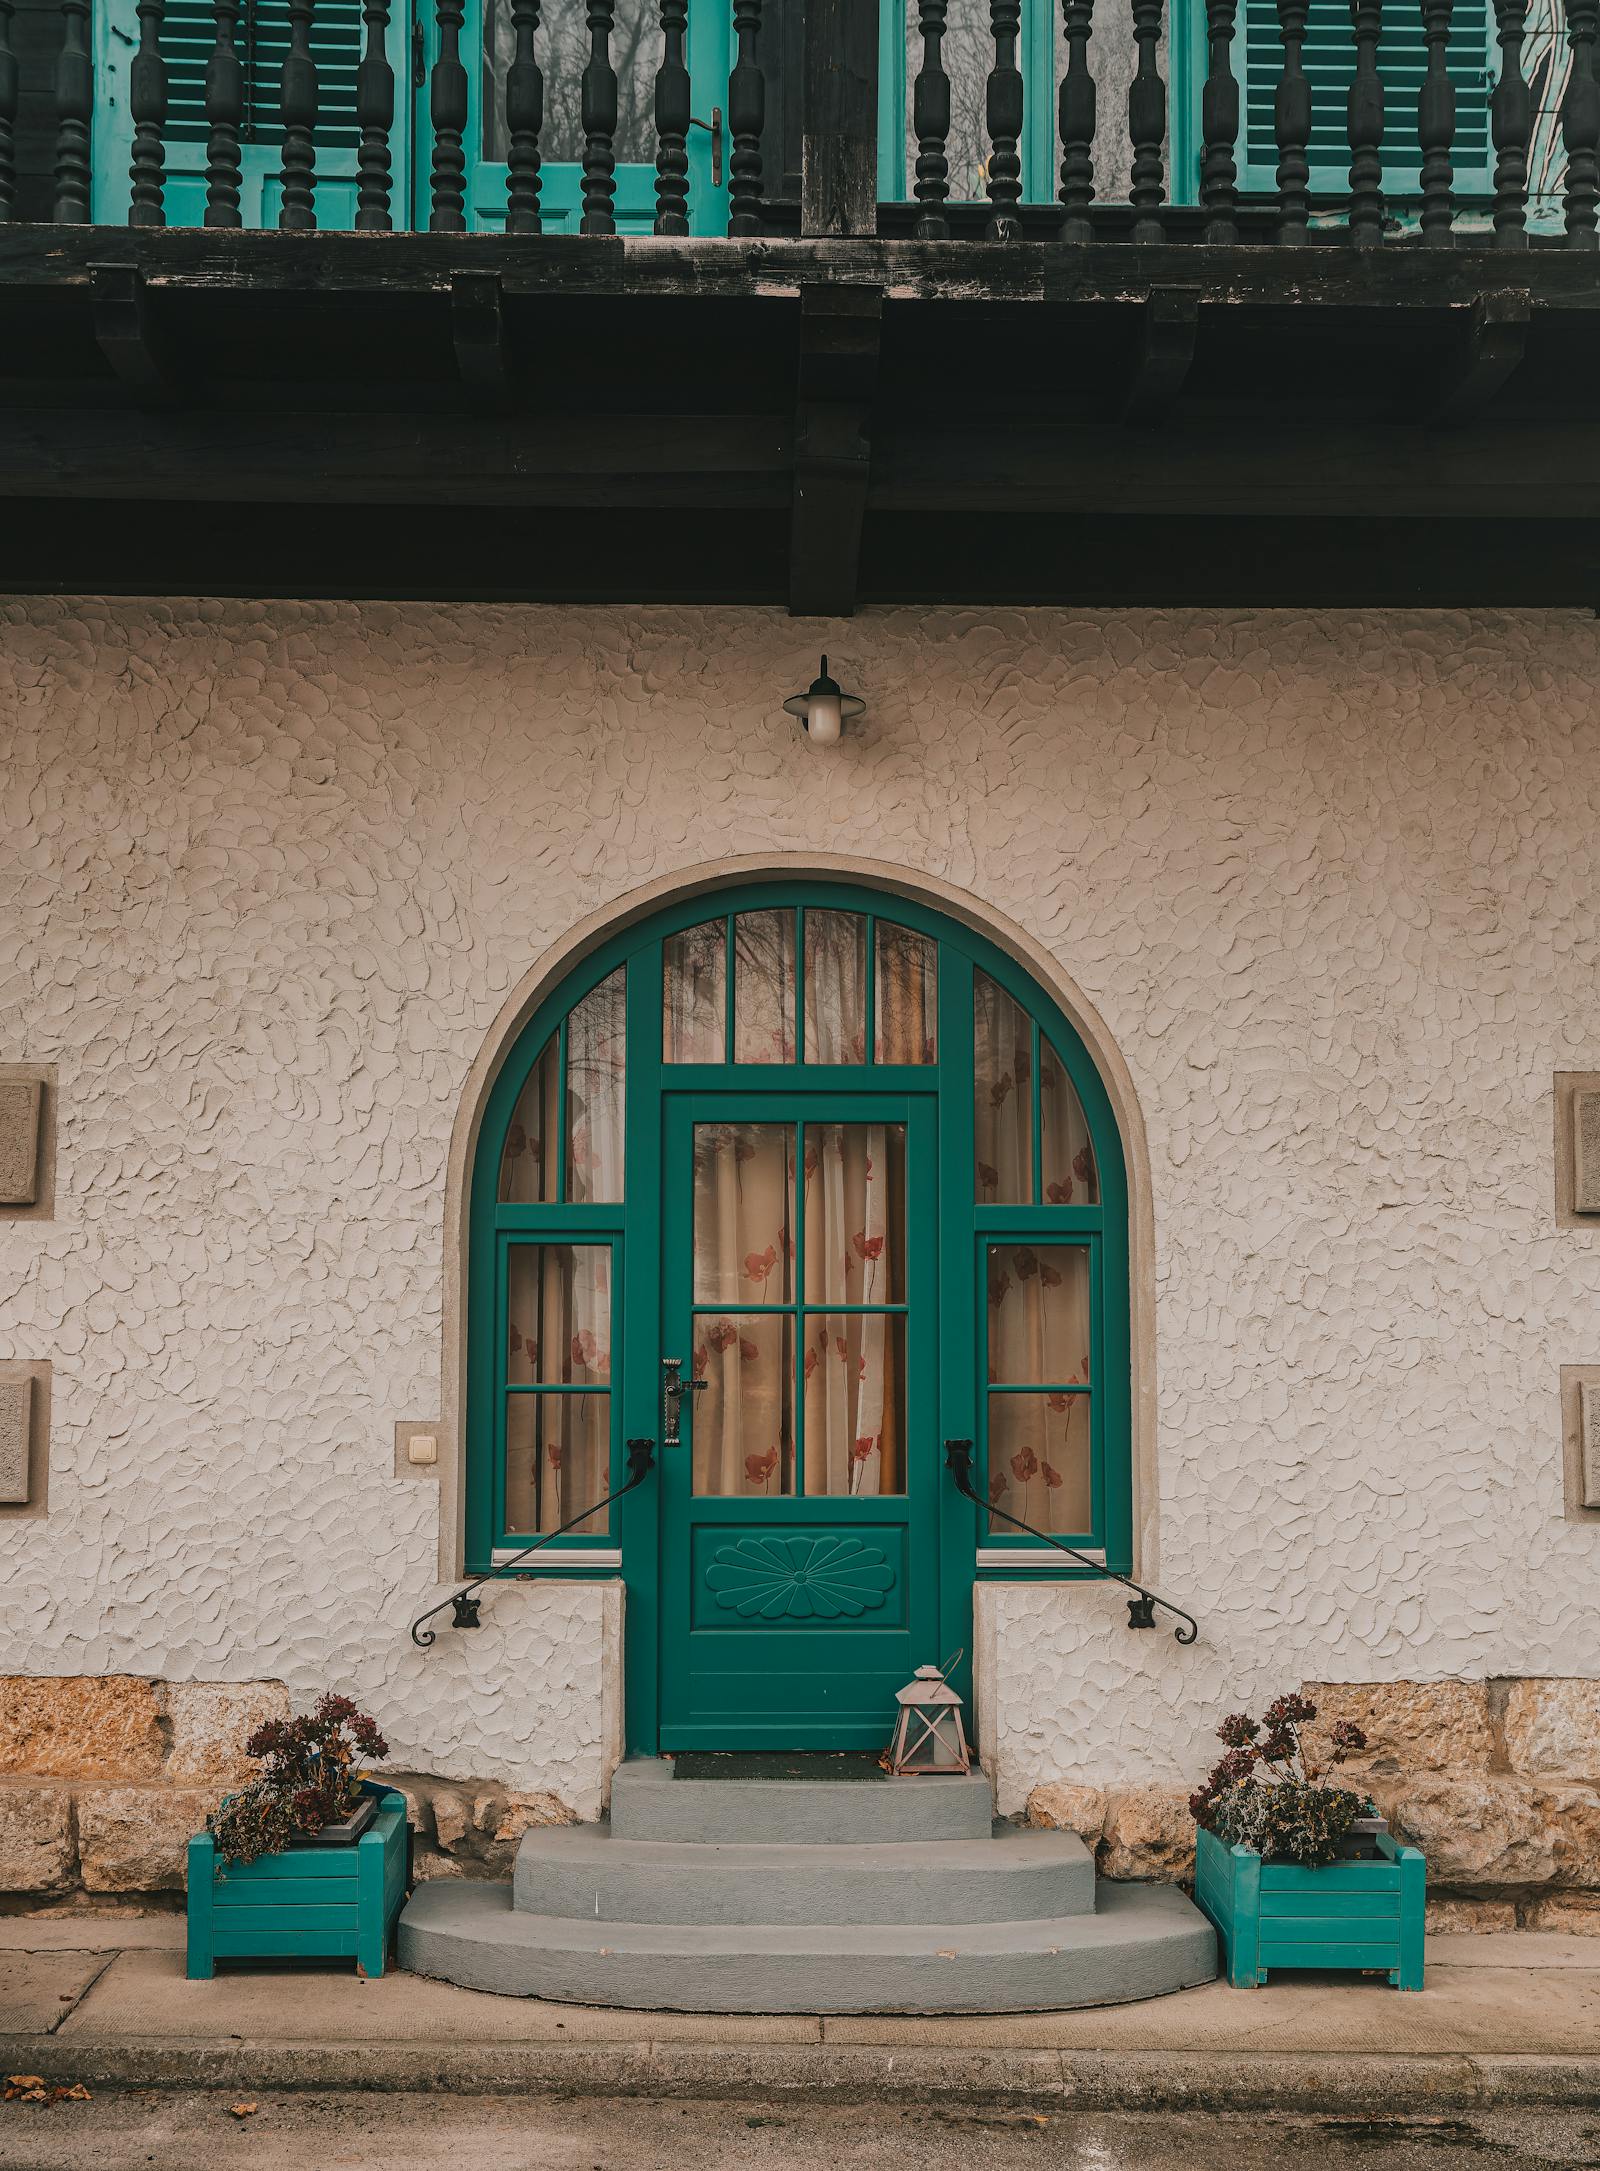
[465,877,1132,1754]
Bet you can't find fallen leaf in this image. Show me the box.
[5,2078,44,2091]
[55,2085,92,2102]
[230,2102,259,2120]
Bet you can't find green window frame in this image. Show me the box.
[465,879,1134,1587]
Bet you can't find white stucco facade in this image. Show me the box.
[4,598,1599,1820]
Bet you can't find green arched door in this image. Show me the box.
[468,880,1130,1755]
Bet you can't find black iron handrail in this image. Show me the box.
[409,1436,656,1648]
[945,1438,1198,1645]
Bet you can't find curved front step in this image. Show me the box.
[513,1825,1096,1926]
[608,1757,995,1845]
[398,1878,1218,2014]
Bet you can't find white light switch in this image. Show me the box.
[407,1431,439,1467]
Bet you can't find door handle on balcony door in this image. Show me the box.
[688,107,724,188]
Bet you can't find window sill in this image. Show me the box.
[490,1548,623,1570]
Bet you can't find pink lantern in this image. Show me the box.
[888,1662,971,1776]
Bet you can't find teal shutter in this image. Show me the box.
[94,0,395,227]
[159,1,363,154]
[1238,0,1495,201]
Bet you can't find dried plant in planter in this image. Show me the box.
[1189,1693,1371,1869]
[210,1693,389,1867]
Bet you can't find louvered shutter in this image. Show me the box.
[150,0,366,222]
[1237,0,1495,202]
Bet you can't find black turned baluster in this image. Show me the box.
[1057,0,1094,243]
[1274,0,1311,239]
[507,0,544,232]
[580,0,618,234]
[53,0,93,222]
[1128,0,1167,242]
[1490,0,1530,245]
[728,0,764,234]
[203,0,244,228]
[129,0,169,228]
[1564,0,1600,247]
[355,0,394,230]
[1200,0,1239,241]
[431,0,468,231]
[1418,0,1456,243]
[278,0,319,229]
[914,0,952,238]
[654,0,689,231]
[1347,0,1385,245]
[985,0,1024,238]
[0,1,12,225]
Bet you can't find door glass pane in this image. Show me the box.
[505,1391,611,1534]
[975,969,1033,1201]
[875,923,937,1064]
[567,967,626,1203]
[900,0,995,200]
[483,0,661,163]
[507,1244,612,1385]
[986,1393,1092,1535]
[693,1123,795,1303]
[986,1244,1090,1385]
[498,1034,558,1202]
[1041,1040,1099,1204]
[691,1314,796,1496]
[804,910,868,1063]
[664,921,727,1063]
[733,909,798,1064]
[802,1122,906,1305]
[804,1313,907,1496]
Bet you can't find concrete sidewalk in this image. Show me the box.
[4,1915,1600,2112]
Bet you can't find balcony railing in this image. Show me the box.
[0,0,1594,247]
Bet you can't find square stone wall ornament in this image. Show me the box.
[0,1362,50,1520]
[1554,1073,1600,1228]
[1559,1367,1600,1522]
[0,1065,55,1221]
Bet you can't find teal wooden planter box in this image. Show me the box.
[1195,1825,1426,1990]
[186,1785,410,1980]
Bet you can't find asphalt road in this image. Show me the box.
[0,2093,1598,2170]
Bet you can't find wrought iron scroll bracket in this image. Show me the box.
[944,1438,1198,1645]
[409,1436,656,1648]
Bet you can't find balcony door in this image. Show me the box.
[434,0,731,232]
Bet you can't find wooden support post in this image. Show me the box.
[802,0,878,236]
[1122,289,1198,425]
[186,1833,216,1980]
[90,264,179,407]
[452,271,513,410]
[1429,288,1529,427]
[789,283,881,616]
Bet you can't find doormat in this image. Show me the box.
[671,1752,888,1782]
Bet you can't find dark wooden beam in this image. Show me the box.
[89,263,179,407]
[801,0,878,235]
[788,281,881,615]
[450,270,513,410]
[1429,288,1531,428]
[1121,289,1200,426]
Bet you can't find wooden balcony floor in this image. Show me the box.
[2,228,1599,609]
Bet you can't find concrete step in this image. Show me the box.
[398,1879,1219,2015]
[512,1825,1097,1926]
[608,1757,995,1845]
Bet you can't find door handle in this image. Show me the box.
[662,1356,707,1447]
[688,106,724,189]
[412,20,426,89]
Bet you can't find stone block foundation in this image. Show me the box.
[0,1676,578,1909]
[4,1672,1598,1923]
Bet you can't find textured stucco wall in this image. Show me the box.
[4,599,1599,1817]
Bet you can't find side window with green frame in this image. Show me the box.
[92,0,410,228]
